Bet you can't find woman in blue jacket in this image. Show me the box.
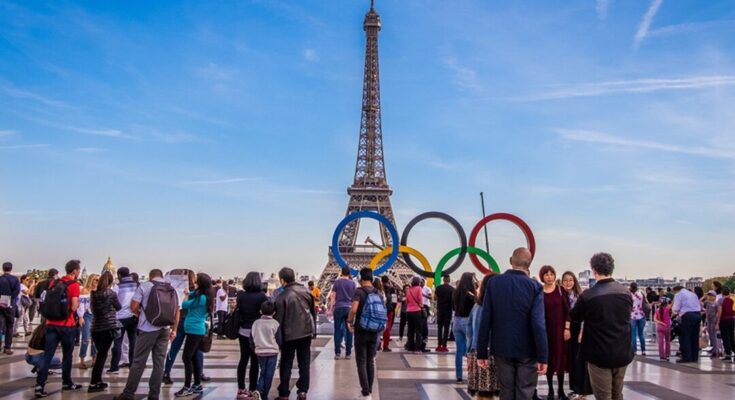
[175,273,214,397]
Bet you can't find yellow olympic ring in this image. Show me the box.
[370,245,434,288]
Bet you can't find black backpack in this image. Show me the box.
[143,281,178,327]
[40,279,71,321]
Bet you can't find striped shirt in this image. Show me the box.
[113,277,138,319]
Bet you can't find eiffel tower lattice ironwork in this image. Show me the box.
[317,1,415,299]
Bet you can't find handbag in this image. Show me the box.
[198,313,214,353]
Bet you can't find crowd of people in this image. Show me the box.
[0,254,731,400]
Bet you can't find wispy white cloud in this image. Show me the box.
[0,143,49,150]
[303,48,319,62]
[181,177,261,185]
[76,147,106,153]
[195,62,237,81]
[648,19,735,38]
[556,128,735,159]
[515,75,735,100]
[596,0,610,21]
[443,57,480,92]
[149,131,205,144]
[634,0,664,49]
[1,86,70,108]
[0,130,17,137]
[64,126,129,138]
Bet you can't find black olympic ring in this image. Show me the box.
[399,211,467,279]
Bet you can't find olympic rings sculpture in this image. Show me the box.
[331,210,536,281]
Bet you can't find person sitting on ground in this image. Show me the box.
[26,323,61,374]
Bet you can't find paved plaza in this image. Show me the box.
[1,324,733,400]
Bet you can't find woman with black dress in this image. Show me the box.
[562,271,592,399]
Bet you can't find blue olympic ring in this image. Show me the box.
[331,211,400,276]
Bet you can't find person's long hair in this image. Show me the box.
[84,274,100,292]
[373,277,384,294]
[561,271,582,297]
[476,272,496,306]
[453,272,477,305]
[97,272,114,292]
[193,272,214,313]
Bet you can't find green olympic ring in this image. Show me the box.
[434,246,500,284]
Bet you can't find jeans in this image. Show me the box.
[37,325,78,387]
[182,334,204,388]
[657,325,671,358]
[79,311,97,359]
[278,336,311,397]
[588,362,627,400]
[381,310,395,349]
[355,330,378,396]
[164,318,204,375]
[0,306,15,350]
[680,312,701,362]
[453,316,472,380]
[437,311,452,347]
[495,357,538,400]
[333,307,353,356]
[216,310,227,335]
[406,311,423,351]
[399,312,407,339]
[26,353,61,369]
[719,319,735,356]
[707,319,722,355]
[422,306,430,346]
[630,318,646,353]
[91,329,115,385]
[238,334,259,391]
[256,355,278,400]
[111,316,138,370]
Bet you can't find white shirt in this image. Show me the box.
[216,288,228,312]
[422,286,432,307]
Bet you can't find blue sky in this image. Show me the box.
[1,0,733,280]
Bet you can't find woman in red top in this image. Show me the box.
[536,265,570,400]
[405,277,425,353]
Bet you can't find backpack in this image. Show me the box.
[144,281,178,327]
[40,279,71,321]
[221,310,241,340]
[358,288,388,333]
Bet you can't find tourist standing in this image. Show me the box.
[17,275,33,336]
[110,267,138,373]
[420,279,432,351]
[32,268,58,324]
[704,290,722,358]
[331,267,356,360]
[88,272,121,393]
[629,282,648,356]
[435,275,454,353]
[452,272,476,383]
[348,267,385,399]
[235,272,268,399]
[476,248,548,400]
[77,274,99,369]
[164,270,206,385]
[717,287,735,361]
[561,271,592,399]
[175,273,214,397]
[672,285,702,363]
[570,253,633,400]
[274,267,316,400]
[537,266,570,400]
[380,275,397,352]
[654,297,672,361]
[250,300,281,400]
[115,269,179,400]
[405,277,425,353]
[215,280,228,337]
[34,260,84,397]
[308,280,321,338]
[398,284,409,343]
[0,262,20,354]
[468,273,499,400]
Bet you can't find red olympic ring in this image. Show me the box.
[468,213,536,275]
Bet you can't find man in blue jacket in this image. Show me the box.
[477,248,548,400]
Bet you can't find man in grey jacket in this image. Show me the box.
[274,267,316,400]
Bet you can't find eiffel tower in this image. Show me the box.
[316,0,415,298]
